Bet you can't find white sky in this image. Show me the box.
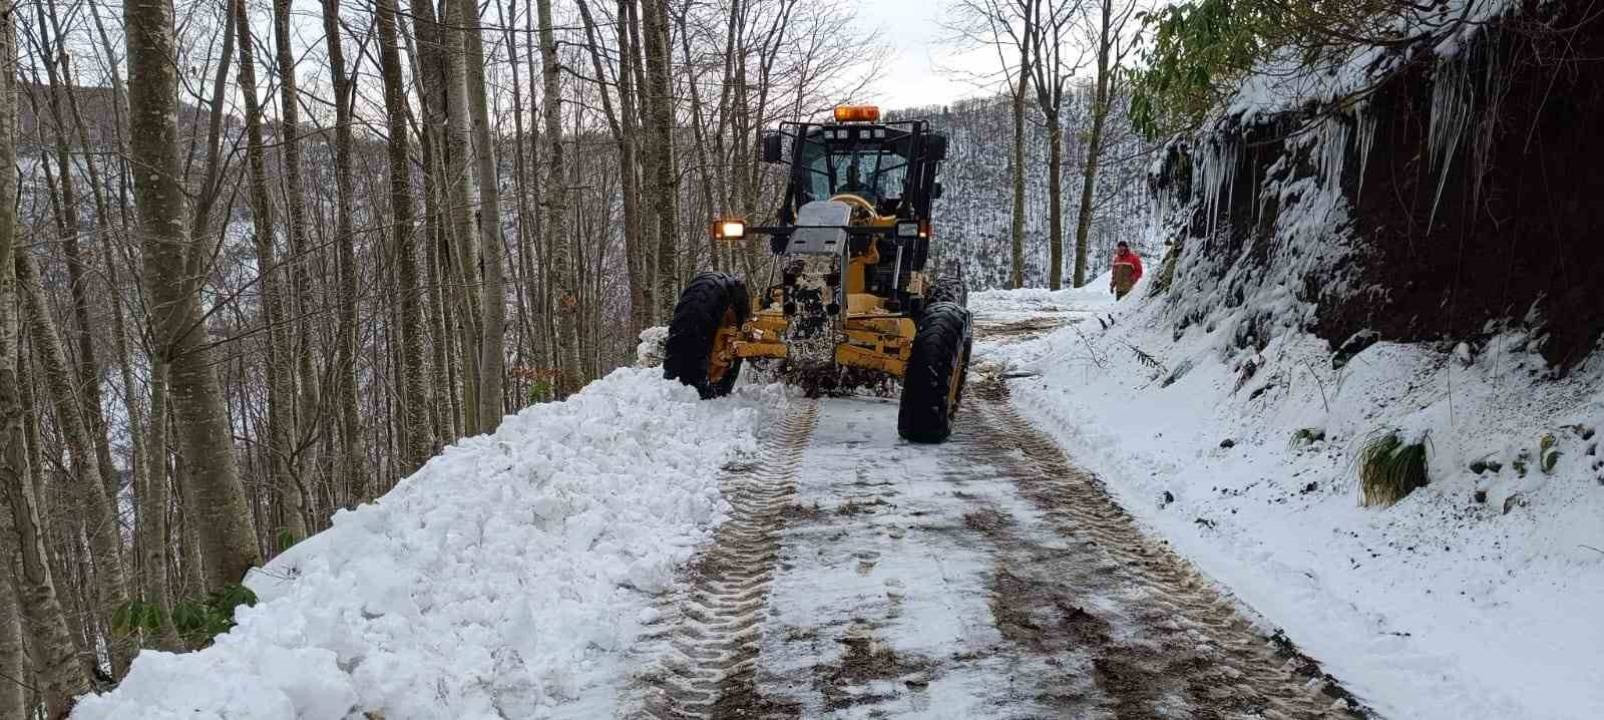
[853,0,1004,109]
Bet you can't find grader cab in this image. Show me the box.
[664,105,970,443]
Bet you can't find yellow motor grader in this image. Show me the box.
[664,105,971,443]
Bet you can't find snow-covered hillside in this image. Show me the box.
[71,370,788,720]
[972,280,1604,720]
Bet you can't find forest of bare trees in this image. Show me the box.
[0,0,884,714]
[0,0,1150,711]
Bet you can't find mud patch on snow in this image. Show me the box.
[811,631,936,711]
[974,315,1081,344]
[964,380,1371,718]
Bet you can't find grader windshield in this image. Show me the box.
[796,134,910,206]
[763,117,946,224]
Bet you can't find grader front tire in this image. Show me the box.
[897,302,971,443]
[664,272,749,399]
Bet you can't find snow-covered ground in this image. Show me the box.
[73,369,788,720]
[68,272,1603,720]
[972,275,1604,720]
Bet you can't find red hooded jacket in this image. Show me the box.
[1112,248,1144,284]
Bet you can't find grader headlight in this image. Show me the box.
[713,218,746,240]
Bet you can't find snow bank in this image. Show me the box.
[635,326,669,367]
[972,290,1604,720]
[970,279,1113,314]
[74,368,785,720]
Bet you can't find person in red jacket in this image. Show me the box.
[1110,241,1144,299]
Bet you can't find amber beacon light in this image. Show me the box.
[833,105,881,122]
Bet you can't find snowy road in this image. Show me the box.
[626,367,1363,718]
[73,287,1598,720]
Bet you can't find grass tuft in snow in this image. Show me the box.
[1290,427,1326,447]
[1358,431,1429,507]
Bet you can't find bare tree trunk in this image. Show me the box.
[1010,34,1030,289]
[1073,98,1106,287]
[440,0,483,433]
[1073,0,1122,288]
[139,361,181,649]
[676,4,719,277]
[616,0,650,332]
[318,0,367,499]
[129,0,262,589]
[274,0,322,520]
[519,4,555,388]
[48,7,153,575]
[624,0,656,318]
[1047,120,1064,289]
[574,0,646,336]
[408,0,458,445]
[0,563,23,719]
[0,15,92,713]
[190,0,236,241]
[499,0,540,401]
[15,252,132,674]
[235,0,309,547]
[377,0,434,474]
[458,0,507,429]
[641,0,680,319]
[536,0,576,395]
[34,5,122,512]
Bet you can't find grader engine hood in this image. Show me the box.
[785,200,854,254]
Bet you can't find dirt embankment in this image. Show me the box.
[1162,2,1604,368]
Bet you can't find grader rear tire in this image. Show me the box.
[664,272,749,399]
[898,301,971,443]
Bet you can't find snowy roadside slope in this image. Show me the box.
[74,368,785,720]
[971,285,1604,720]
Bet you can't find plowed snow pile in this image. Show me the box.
[972,279,1604,720]
[74,369,785,720]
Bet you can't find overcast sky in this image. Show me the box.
[853,0,1004,109]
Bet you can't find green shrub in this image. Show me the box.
[115,584,259,647]
[275,527,301,553]
[1148,241,1182,296]
[1358,432,1429,507]
[1539,433,1561,474]
[111,600,167,638]
[1130,0,1444,138]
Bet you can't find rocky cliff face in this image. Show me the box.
[1155,0,1604,369]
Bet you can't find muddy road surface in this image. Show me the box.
[624,362,1366,719]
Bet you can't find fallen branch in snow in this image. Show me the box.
[1124,342,1170,380]
[1302,359,1332,413]
[1581,545,1604,556]
[1071,326,1110,370]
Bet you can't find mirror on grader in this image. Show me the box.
[664,105,969,443]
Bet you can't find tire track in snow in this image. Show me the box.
[628,399,819,720]
[966,376,1369,719]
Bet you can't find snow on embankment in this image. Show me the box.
[1156,0,1604,369]
[74,369,784,720]
[973,282,1604,719]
